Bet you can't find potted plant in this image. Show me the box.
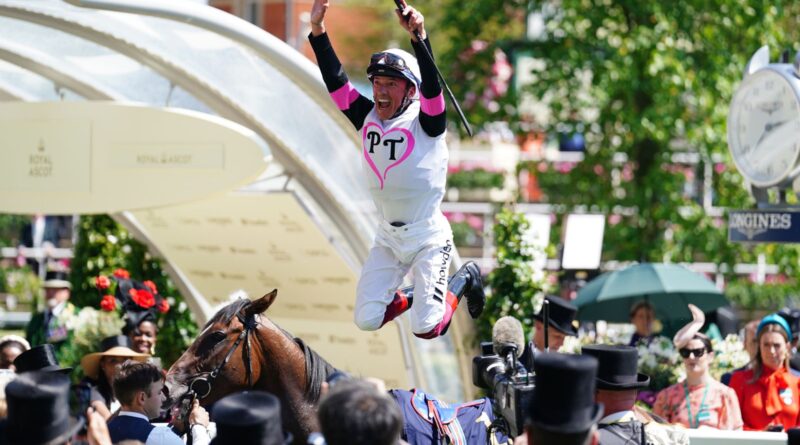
[447,167,505,201]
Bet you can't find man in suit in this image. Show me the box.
[523,352,603,445]
[582,345,688,445]
[108,361,210,445]
[520,295,579,371]
[25,271,76,356]
[18,214,61,274]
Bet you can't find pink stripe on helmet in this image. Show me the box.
[329,82,360,110]
[420,93,445,115]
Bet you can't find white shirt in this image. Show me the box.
[361,101,448,224]
[117,411,211,445]
[599,410,637,425]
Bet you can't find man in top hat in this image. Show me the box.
[109,361,210,445]
[520,295,579,371]
[25,270,77,355]
[4,371,83,444]
[523,352,602,445]
[211,391,291,445]
[13,343,72,374]
[581,345,688,445]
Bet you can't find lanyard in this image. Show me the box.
[684,381,710,428]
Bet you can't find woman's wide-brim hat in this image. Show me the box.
[80,335,149,380]
[4,371,84,445]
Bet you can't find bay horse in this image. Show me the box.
[164,290,337,444]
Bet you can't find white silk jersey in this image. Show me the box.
[360,101,448,224]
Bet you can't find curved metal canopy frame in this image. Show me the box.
[0,2,371,267]
[0,40,123,100]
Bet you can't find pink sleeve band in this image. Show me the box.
[420,93,446,115]
[330,82,360,110]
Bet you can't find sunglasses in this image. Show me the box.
[679,347,708,359]
[370,52,407,70]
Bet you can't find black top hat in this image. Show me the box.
[581,344,650,390]
[527,352,603,433]
[43,271,71,290]
[5,371,83,445]
[14,344,71,374]
[533,295,578,336]
[100,335,132,351]
[211,391,292,445]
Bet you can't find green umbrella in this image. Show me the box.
[574,263,728,326]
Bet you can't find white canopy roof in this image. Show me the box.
[0,0,470,400]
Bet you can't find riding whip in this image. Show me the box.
[543,299,550,352]
[393,0,473,137]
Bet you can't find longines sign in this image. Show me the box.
[728,210,800,243]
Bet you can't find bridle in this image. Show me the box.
[185,311,257,401]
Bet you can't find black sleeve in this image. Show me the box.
[308,32,373,131]
[412,37,446,137]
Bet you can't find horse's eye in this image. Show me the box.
[197,331,227,355]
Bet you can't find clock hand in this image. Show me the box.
[754,120,790,150]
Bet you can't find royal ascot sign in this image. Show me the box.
[0,102,268,214]
[728,210,800,243]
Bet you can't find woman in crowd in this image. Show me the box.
[729,314,800,431]
[124,311,158,356]
[628,300,656,346]
[654,305,742,429]
[80,335,149,419]
[0,335,29,371]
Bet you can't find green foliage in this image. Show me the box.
[436,0,526,134]
[67,215,198,368]
[448,168,505,190]
[479,207,550,342]
[725,280,799,313]
[450,221,480,247]
[0,215,29,248]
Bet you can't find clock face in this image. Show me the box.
[728,69,800,187]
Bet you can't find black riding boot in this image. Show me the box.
[447,261,485,319]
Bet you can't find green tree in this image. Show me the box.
[439,1,800,311]
[481,208,551,342]
[70,215,198,367]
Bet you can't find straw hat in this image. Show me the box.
[80,336,149,380]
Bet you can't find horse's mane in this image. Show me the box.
[204,298,250,329]
[206,298,337,403]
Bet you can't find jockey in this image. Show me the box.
[308,0,484,339]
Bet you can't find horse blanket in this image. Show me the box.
[390,388,511,445]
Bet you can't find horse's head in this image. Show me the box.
[164,289,277,410]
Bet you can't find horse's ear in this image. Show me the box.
[244,289,277,317]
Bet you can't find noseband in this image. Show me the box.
[187,311,257,400]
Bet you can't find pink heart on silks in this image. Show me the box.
[362,122,415,190]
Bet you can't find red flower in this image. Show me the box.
[143,280,158,294]
[100,295,116,312]
[95,275,111,290]
[129,289,155,309]
[113,269,130,279]
[157,299,170,314]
